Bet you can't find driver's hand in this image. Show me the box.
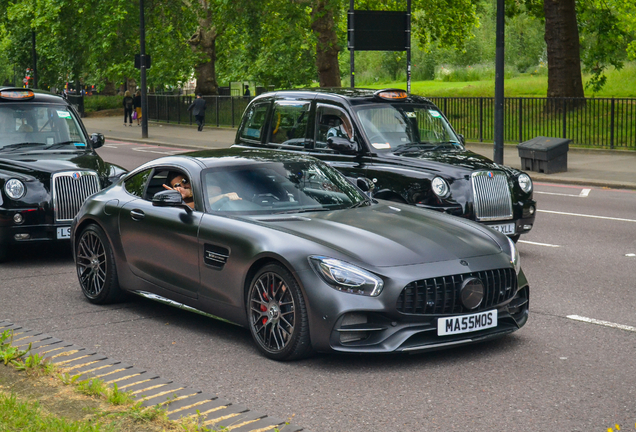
[224,192,241,201]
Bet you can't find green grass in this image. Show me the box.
[363,63,636,98]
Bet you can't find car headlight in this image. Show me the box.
[518,173,532,193]
[431,177,450,198]
[4,179,26,200]
[507,237,521,274]
[309,256,384,297]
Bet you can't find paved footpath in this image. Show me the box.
[83,115,636,190]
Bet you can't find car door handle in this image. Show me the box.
[130,209,145,221]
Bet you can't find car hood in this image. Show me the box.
[0,151,106,181]
[247,203,503,267]
[384,148,517,177]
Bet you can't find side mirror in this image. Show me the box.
[458,134,466,146]
[356,177,374,194]
[90,133,105,149]
[327,137,359,155]
[152,190,192,212]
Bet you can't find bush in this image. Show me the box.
[83,95,122,112]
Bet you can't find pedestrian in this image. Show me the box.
[188,93,207,131]
[243,85,251,98]
[133,90,142,126]
[123,90,134,126]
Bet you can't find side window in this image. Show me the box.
[239,103,269,141]
[314,105,354,149]
[267,101,310,147]
[124,169,152,197]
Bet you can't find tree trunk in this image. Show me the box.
[311,0,341,88]
[544,0,585,104]
[188,13,219,95]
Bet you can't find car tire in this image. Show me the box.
[75,224,123,304]
[247,263,313,361]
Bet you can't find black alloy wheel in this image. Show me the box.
[75,224,122,304]
[247,263,312,361]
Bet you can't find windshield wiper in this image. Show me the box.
[43,141,86,150]
[0,142,47,152]
[349,200,370,209]
[393,141,459,154]
[274,207,331,214]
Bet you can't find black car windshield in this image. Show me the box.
[203,160,367,214]
[353,104,461,152]
[0,103,88,151]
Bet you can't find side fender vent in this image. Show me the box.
[204,244,229,269]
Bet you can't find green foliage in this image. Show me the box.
[83,95,122,112]
[11,352,53,374]
[76,378,107,397]
[0,330,31,365]
[105,383,134,406]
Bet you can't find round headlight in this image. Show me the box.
[431,177,450,198]
[4,179,26,200]
[518,173,532,193]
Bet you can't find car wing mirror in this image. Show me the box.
[458,134,466,146]
[90,133,105,149]
[152,189,193,212]
[356,177,374,194]
[327,137,359,155]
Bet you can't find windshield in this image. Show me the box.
[0,103,88,151]
[203,160,367,214]
[354,104,461,152]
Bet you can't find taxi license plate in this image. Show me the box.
[438,310,497,336]
[56,227,71,239]
[486,222,515,235]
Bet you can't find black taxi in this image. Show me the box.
[233,88,536,241]
[0,87,126,262]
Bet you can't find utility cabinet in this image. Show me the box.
[517,136,570,174]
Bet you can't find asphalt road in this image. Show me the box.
[1,141,635,431]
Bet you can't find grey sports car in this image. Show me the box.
[71,148,529,361]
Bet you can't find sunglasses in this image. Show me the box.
[171,178,189,188]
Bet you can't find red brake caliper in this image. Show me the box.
[261,290,269,325]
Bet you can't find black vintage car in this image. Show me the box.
[233,88,536,242]
[0,87,126,262]
[72,148,529,360]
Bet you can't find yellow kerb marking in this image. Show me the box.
[131,384,170,395]
[156,392,200,406]
[65,364,113,377]
[184,405,227,418]
[51,350,80,359]
[202,412,240,426]
[105,373,142,384]
[166,399,213,415]
[14,334,40,342]
[225,419,260,430]
[36,346,70,356]
[55,354,93,366]
[59,360,99,371]
[118,378,152,390]
[248,426,279,432]
[138,388,185,402]
[94,368,127,378]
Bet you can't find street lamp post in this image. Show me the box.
[493,0,505,164]
[139,0,148,138]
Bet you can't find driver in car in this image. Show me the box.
[326,114,353,140]
[164,172,195,209]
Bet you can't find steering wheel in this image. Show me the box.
[210,196,230,211]
[251,193,280,205]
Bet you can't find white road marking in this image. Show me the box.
[567,315,636,333]
[131,147,185,155]
[518,240,560,247]
[626,253,636,257]
[535,188,591,198]
[104,145,118,148]
[537,209,636,223]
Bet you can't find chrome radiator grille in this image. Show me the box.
[52,171,100,222]
[396,268,517,315]
[471,170,513,221]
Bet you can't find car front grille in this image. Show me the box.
[52,171,100,222]
[396,268,517,315]
[471,170,513,221]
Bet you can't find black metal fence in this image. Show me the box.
[148,94,636,150]
[147,94,252,129]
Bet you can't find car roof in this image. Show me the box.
[0,87,68,104]
[251,87,437,107]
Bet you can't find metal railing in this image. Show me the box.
[148,94,636,150]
